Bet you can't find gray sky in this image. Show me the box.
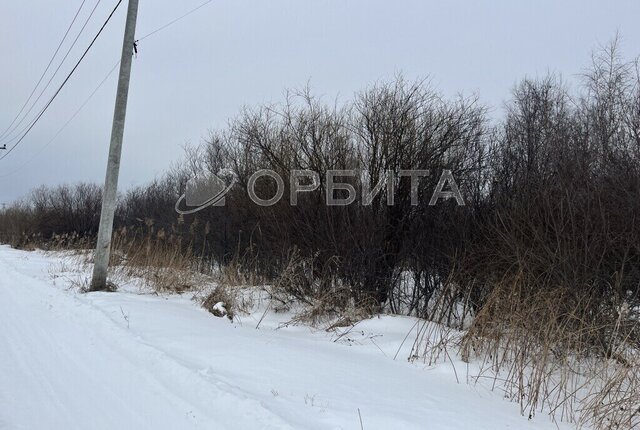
[1,0,639,203]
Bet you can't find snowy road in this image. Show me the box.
[0,248,294,430]
[0,246,570,429]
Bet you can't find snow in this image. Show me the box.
[0,245,571,430]
[211,301,228,317]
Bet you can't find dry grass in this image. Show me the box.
[580,353,640,429]
[461,280,638,424]
[200,286,236,321]
[109,228,210,293]
[267,248,377,328]
[40,228,213,295]
[216,256,265,288]
[412,268,640,429]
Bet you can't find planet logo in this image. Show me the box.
[175,171,237,214]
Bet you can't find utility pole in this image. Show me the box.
[90,0,139,291]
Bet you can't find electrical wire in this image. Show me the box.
[0,0,124,162]
[0,0,216,168]
[136,0,214,42]
[0,61,120,178]
[0,0,88,141]
[0,0,104,145]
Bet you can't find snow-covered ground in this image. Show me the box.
[0,245,571,430]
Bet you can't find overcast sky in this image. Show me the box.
[1,0,639,203]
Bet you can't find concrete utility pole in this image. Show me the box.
[90,0,139,291]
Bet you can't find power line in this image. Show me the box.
[136,0,214,42]
[0,0,124,162]
[0,0,88,142]
[0,0,104,146]
[0,0,104,145]
[0,0,215,168]
[0,61,120,178]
